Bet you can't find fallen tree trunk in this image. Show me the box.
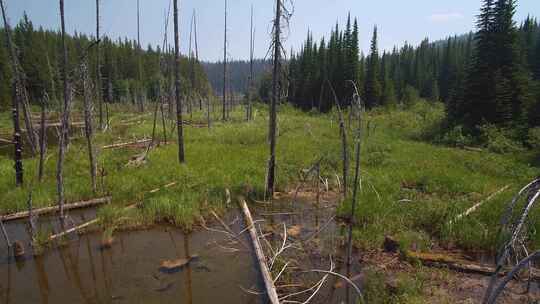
[408,251,540,281]
[102,138,151,149]
[449,185,509,225]
[1,196,111,222]
[49,203,137,241]
[0,137,14,144]
[239,198,280,304]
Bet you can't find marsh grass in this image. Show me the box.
[0,101,538,251]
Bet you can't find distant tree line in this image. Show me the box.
[285,0,540,139]
[203,59,270,95]
[0,13,211,109]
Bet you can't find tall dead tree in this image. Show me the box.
[57,0,71,224]
[38,96,47,182]
[1,0,25,186]
[173,0,185,163]
[247,4,254,121]
[81,62,97,193]
[96,0,103,129]
[222,0,227,121]
[194,11,202,111]
[137,0,144,112]
[266,0,282,198]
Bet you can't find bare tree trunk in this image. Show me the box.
[57,0,71,224]
[160,98,167,144]
[96,0,103,129]
[247,5,254,121]
[82,62,97,193]
[38,96,47,182]
[1,0,24,186]
[266,0,281,199]
[173,0,185,163]
[137,0,144,113]
[20,92,37,156]
[222,0,227,121]
[207,97,212,128]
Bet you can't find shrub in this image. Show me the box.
[440,125,472,147]
[527,127,540,149]
[478,124,524,153]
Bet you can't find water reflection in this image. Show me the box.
[0,209,262,304]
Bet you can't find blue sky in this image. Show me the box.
[4,0,540,61]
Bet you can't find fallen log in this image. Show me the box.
[1,197,111,222]
[49,203,138,241]
[449,185,509,225]
[102,138,151,149]
[0,137,14,145]
[239,198,280,304]
[407,251,540,281]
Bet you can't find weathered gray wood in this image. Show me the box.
[1,197,111,222]
[239,199,280,304]
[173,0,185,163]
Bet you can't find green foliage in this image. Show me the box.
[527,127,540,148]
[478,124,524,153]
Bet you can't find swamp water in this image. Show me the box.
[0,196,355,304]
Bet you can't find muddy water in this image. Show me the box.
[0,195,353,304]
[0,209,263,304]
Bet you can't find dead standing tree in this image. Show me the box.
[266,0,292,198]
[173,0,185,163]
[222,0,228,121]
[57,0,72,225]
[96,0,104,129]
[0,0,24,186]
[81,61,97,193]
[247,5,255,121]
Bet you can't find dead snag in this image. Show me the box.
[173,0,185,163]
[57,0,72,225]
[38,96,47,182]
[239,199,280,304]
[266,0,282,199]
[1,0,24,186]
[96,0,103,129]
[247,4,255,121]
[81,62,97,193]
[222,0,228,121]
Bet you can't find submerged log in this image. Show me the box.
[408,251,540,281]
[1,196,111,222]
[239,198,280,304]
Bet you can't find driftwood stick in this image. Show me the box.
[1,196,111,222]
[450,185,510,225]
[408,251,540,281]
[49,203,138,241]
[102,138,151,149]
[239,198,280,304]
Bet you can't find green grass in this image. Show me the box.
[0,100,538,252]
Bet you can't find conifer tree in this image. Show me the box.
[364,26,382,108]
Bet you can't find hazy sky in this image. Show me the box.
[5,0,540,61]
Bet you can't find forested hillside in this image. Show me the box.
[287,4,540,142]
[0,13,211,109]
[203,59,270,95]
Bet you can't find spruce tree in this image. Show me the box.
[364,26,382,108]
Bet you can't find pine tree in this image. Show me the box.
[364,26,382,108]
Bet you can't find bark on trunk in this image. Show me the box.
[266,0,281,199]
[82,62,97,193]
[57,0,71,224]
[96,0,103,129]
[173,0,185,163]
[1,0,24,186]
[38,97,47,182]
[222,0,227,121]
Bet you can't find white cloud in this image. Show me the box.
[428,12,464,23]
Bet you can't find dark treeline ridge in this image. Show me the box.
[287,0,540,142]
[0,13,211,109]
[203,59,270,95]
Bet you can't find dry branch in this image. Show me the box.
[102,138,151,149]
[408,251,540,281]
[1,196,111,222]
[239,198,280,304]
